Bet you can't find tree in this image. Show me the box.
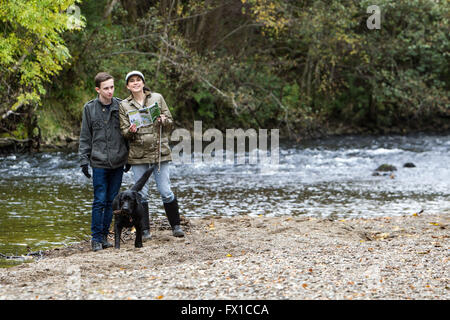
[0,0,85,147]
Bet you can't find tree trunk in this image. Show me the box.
[120,0,151,20]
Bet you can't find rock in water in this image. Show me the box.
[403,162,416,168]
[375,164,397,172]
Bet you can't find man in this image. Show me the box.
[79,72,129,251]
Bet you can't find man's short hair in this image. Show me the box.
[95,72,114,88]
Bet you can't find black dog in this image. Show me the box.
[112,167,153,249]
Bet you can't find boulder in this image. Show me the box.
[403,162,416,168]
[375,164,397,172]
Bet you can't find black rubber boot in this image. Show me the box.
[163,197,184,237]
[141,201,151,240]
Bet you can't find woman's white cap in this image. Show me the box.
[125,70,145,83]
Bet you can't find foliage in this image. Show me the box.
[354,0,450,128]
[1,0,449,147]
[0,0,85,145]
[0,0,85,113]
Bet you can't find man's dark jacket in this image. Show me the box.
[79,97,128,169]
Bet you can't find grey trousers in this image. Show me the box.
[131,161,175,204]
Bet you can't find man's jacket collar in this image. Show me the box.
[94,97,120,111]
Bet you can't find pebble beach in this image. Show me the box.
[0,213,448,300]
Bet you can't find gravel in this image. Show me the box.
[0,213,448,300]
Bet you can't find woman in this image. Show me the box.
[118,70,184,238]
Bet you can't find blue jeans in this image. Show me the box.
[91,167,124,242]
[131,161,174,204]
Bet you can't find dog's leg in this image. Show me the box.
[114,223,123,249]
[134,222,143,248]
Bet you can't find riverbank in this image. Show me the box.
[0,213,448,300]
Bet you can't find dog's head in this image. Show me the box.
[113,167,153,215]
[113,190,140,215]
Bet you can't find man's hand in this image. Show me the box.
[81,164,91,178]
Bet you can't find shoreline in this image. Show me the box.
[0,213,448,300]
[2,128,449,155]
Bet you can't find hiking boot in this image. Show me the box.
[91,240,103,252]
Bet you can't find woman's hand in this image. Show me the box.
[129,123,137,133]
[157,114,167,125]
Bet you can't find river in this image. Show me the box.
[1,133,449,267]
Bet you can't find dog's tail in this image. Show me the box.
[131,168,154,192]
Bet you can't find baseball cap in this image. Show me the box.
[125,71,145,84]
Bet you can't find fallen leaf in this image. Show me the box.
[429,222,440,226]
[302,283,308,289]
[432,235,449,239]
[156,295,164,300]
[226,254,232,257]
